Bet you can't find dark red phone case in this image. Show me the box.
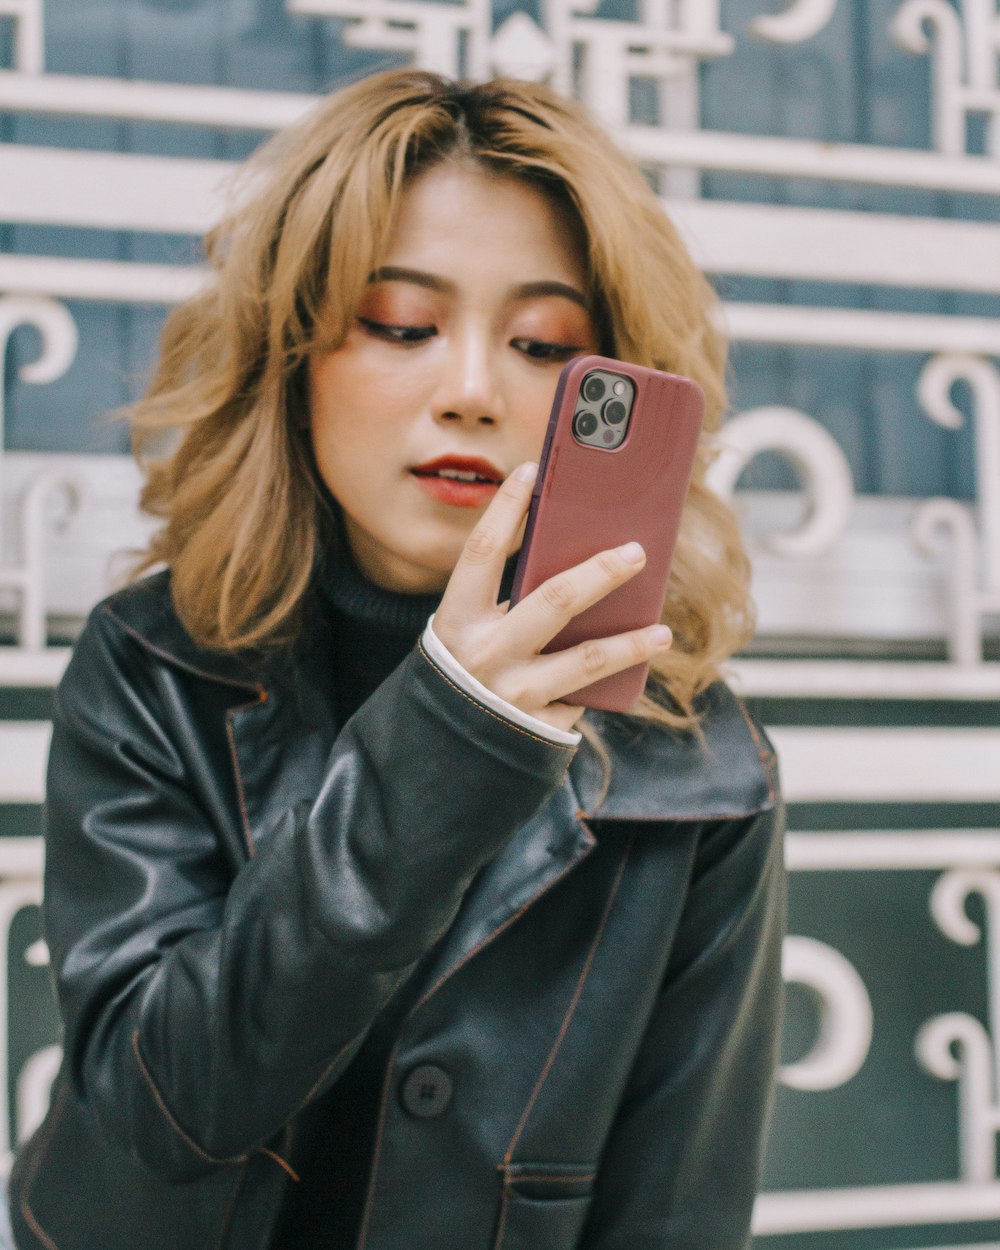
[509,354,704,712]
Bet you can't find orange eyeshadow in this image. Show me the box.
[356,285,437,323]
[511,306,595,343]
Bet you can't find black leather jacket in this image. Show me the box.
[11,572,785,1250]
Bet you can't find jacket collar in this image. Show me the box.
[570,688,779,823]
[413,780,597,1004]
[101,571,271,695]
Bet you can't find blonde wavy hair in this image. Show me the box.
[131,68,753,729]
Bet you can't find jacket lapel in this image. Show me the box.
[222,641,342,854]
[221,655,598,973]
[413,774,595,1003]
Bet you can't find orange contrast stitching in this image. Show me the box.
[503,1171,596,1184]
[734,699,778,806]
[225,692,268,860]
[417,641,576,751]
[503,832,636,1165]
[298,1029,367,1108]
[492,1175,513,1250]
[21,1198,59,1250]
[355,1037,404,1250]
[492,1169,597,1247]
[409,819,597,1018]
[20,1081,68,1250]
[130,1030,247,1167]
[104,601,268,859]
[101,605,263,694]
[259,1147,300,1183]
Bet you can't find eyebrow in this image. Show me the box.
[369,266,591,312]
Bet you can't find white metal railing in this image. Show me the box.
[0,68,313,129]
[623,125,1000,195]
[6,144,1000,293]
[755,834,1000,1237]
[0,724,48,805]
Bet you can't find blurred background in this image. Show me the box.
[1,1,998,1246]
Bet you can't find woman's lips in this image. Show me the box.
[410,456,504,508]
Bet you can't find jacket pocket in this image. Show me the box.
[493,1163,595,1250]
[10,1076,250,1250]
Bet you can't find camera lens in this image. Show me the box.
[574,410,599,438]
[603,399,627,425]
[582,375,605,403]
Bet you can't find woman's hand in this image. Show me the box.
[433,462,673,734]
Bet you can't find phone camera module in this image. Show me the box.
[603,399,627,425]
[574,410,599,438]
[582,374,605,403]
[572,369,635,449]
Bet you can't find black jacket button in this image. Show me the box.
[400,1064,453,1118]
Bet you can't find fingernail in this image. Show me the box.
[619,542,645,564]
[514,462,537,483]
[648,625,672,647]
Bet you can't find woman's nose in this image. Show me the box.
[431,331,503,427]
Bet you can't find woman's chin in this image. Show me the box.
[359,547,456,595]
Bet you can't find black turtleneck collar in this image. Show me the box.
[310,529,442,725]
[316,536,444,640]
[309,504,518,725]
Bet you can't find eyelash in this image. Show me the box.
[357,317,435,344]
[358,318,581,361]
[510,338,582,362]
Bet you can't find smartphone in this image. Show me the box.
[509,354,704,713]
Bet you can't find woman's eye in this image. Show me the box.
[512,338,583,362]
[357,317,436,344]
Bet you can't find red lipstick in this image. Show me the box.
[410,455,505,508]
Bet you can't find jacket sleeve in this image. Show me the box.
[579,802,786,1250]
[43,606,576,1181]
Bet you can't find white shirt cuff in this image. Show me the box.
[422,615,582,748]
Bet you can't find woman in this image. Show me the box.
[9,70,784,1250]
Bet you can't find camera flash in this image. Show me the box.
[613,380,626,396]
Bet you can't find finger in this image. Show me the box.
[503,540,647,653]
[438,462,537,619]
[522,623,673,709]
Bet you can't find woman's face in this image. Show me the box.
[308,161,600,593]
